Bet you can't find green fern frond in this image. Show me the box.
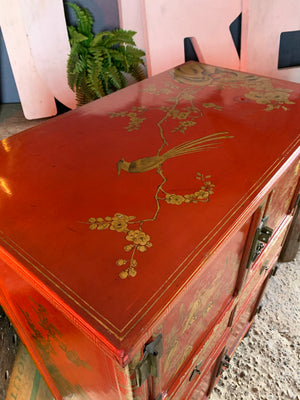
[107,65,123,90]
[120,45,145,64]
[68,26,89,45]
[103,29,136,47]
[129,64,146,82]
[91,31,114,47]
[67,53,80,90]
[127,45,146,61]
[76,73,97,106]
[67,3,93,38]
[86,54,106,98]
[67,3,145,106]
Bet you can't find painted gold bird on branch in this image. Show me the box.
[117,131,233,175]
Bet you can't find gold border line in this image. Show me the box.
[0,137,299,342]
[0,239,121,334]
[0,139,299,339]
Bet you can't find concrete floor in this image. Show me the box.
[0,103,47,140]
[0,307,19,400]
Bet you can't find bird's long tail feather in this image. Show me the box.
[163,131,233,159]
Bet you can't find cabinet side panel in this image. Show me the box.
[0,260,122,400]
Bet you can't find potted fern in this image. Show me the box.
[67,3,146,106]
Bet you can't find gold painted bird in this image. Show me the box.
[117,131,232,175]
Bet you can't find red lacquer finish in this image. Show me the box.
[0,62,299,399]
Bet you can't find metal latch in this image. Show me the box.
[260,263,269,275]
[246,215,273,268]
[258,225,273,243]
[135,334,163,387]
[189,360,203,381]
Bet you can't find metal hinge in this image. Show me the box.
[256,304,263,315]
[216,352,231,377]
[246,215,273,268]
[294,193,300,209]
[270,264,279,277]
[135,334,163,387]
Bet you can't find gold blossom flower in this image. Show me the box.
[116,259,127,266]
[109,213,135,233]
[124,244,134,252]
[194,190,209,200]
[264,90,293,103]
[244,91,269,104]
[137,245,147,252]
[181,92,196,101]
[126,230,151,246]
[119,267,137,279]
[202,103,222,111]
[244,89,293,106]
[202,181,215,194]
[177,112,190,119]
[119,270,129,279]
[128,268,137,277]
[144,85,158,94]
[184,194,195,203]
[165,194,185,205]
[131,259,137,267]
[119,259,138,279]
[89,217,110,230]
[126,117,146,132]
[179,120,196,127]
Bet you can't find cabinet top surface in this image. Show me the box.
[0,62,299,351]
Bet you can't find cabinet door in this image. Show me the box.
[226,217,291,356]
[264,159,300,229]
[237,175,297,292]
[144,218,252,399]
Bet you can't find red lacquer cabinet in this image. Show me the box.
[0,62,299,399]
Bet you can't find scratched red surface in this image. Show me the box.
[0,62,299,353]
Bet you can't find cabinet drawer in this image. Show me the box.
[162,302,234,400]
[187,340,230,400]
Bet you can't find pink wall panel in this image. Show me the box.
[241,0,300,83]
[118,0,146,53]
[141,0,242,76]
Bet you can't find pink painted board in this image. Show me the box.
[0,0,56,119]
[241,0,300,83]
[141,0,241,76]
[117,0,147,77]
[0,0,76,120]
